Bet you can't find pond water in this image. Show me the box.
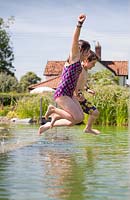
[0,124,129,200]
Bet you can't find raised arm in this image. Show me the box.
[69,14,86,63]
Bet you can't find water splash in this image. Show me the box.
[0,135,40,154]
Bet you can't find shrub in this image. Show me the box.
[15,95,49,122]
[84,85,129,126]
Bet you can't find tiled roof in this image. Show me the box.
[30,60,128,90]
[44,60,128,76]
[100,61,128,76]
[44,61,65,76]
[29,76,61,90]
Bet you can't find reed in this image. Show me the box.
[84,85,129,126]
[15,95,49,122]
[0,86,129,126]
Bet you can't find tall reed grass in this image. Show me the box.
[84,85,129,126]
[15,95,50,122]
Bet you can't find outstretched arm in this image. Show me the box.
[69,14,86,63]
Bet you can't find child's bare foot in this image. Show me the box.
[50,114,61,128]
[84,128,100,135]
[38,123,51,135]
[45,105,55,120]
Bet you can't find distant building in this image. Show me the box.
[29,42,128,90]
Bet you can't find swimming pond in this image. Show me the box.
[0,124,129,200]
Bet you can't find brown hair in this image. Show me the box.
[87,50,99,62]
[78,40,91,53]
[67,40,91,62]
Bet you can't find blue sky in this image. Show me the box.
[0,0,130,80]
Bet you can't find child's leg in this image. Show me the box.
[80,99,100,134]
[38,118,73,135]
[84,109,100,134]
[38,122,51,135]
[45,96,84,124]
[44,104,74,122]
[56,95,84,124]
[38,96,84,135]
[50,113,62,128]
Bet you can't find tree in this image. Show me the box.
[0,72,18,92]
[89,69,119,86]
[0,16,15,75]
[19,72,41,92]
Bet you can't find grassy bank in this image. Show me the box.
[0,85,129,126]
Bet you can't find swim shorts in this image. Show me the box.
[80,99,96,114]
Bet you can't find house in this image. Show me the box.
[89,42,128,85]
[29,42,128,90]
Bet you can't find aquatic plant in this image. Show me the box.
[84,85,129,126]
[15,95,49,122]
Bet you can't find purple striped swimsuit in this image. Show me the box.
[54,61,82,99]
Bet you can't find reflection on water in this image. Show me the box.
[0,124,129,200]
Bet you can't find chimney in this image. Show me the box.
[95,42,101,60]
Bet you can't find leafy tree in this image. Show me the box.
[0,72,18,92]
[89,69,119,86]
[0,16,15,75]
[19,72,41,92]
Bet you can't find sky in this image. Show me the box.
[0,0,130,81]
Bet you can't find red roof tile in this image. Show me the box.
[29,76,61,90]
[44,60,128,76]
[44,61,65,76]
[30,60,128,90]
[100,61,128,76]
